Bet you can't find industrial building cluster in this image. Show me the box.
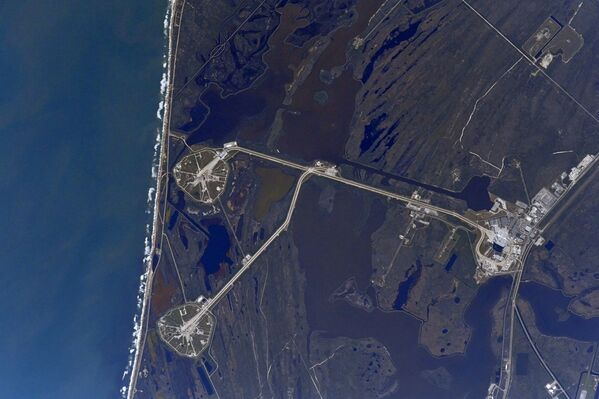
[478,155,595,276]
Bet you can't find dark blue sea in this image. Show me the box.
[0,1,166,397]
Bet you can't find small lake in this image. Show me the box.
[200,223,233,292]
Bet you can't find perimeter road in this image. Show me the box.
[127,0,185,397]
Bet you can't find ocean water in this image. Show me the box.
[0,1,166,398]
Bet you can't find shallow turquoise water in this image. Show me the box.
[0,1,166,397]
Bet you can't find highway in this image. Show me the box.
[127,5,487,394]
[493,244,531,399]
[186,143,495,328]
[495,153,599,399]
[496,165,598,398]
[456,5,599,392]
[208,168,313,306]
[185,167,318,324]
[135,135,598,399]
[539,154,599,234]
[127,0,185,397]
[515,305,570,398]
[494,244,569,399]
[127,0,599,395]
[230,145,492,235]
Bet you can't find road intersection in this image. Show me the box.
[127,0,599,396]
[156,142,599,399]
[134,128,598,399]
[152,142,509,365]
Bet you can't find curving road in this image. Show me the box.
[230,146,491,234]
[188,144,494,328]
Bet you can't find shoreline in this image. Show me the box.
[125,0,182,397]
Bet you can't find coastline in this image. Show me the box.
[125,0,183,397]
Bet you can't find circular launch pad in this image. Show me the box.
[173,149,229,203]
[157,302,216,358]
